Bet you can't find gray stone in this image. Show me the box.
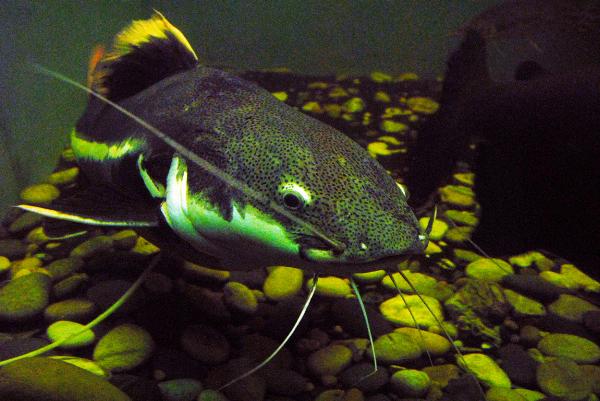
[180,324,230,364]
[0,239,28,259]
[46,257,84,281]
[70,235,114,258]
[158,378,203,401]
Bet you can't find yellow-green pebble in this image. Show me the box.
[20,183,60,204]
[370,71,392,82]
[439,185,475,208]
[465,258,514,282]
[342,97,365,113]
[379,294,444,328]
[0,256,10,274]
[374,91,391,102]
[380,119,408,133]
[458,353,511,388]
[182,261,230,282]
[307,276,351,297]
[394,327,451,356]
[453,172,474,186]
[47,320,96,349]
[47,167,79,186]
[419,217,448,241]
[397,72,419,81]
[50,356,107,377]
[223,281,257,314]
[444,226,474,243]
[328,86,349,98]
[508,251,554,270]
[424,241,443,255]
[263,266,303,301]
[367,142,404,158]
[93,323,155,372]
[271,91,288,101]
[352,269,386,284]
[391,369,431,397]
[453,248,482,263]
[307,344,352,376]
[302,101,323,113]
[444,210,478,226]
[406,97,439,114]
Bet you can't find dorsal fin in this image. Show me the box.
[91,11,199,102]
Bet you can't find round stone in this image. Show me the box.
[263,266,304,301]
[44,298,96,323]
[307,276,351,298]
[537,358,593,401]
[485,387,528,401]
[352,270,386,284]
[110,229,138,250]
[52,273,89,299]
[538,333,600,363]
[503,289,546,317]
[20,183,60,203]
[47,321,96,349]
[46,257,84,281]
[419,217,448,241]
[0,239,28,259]
[70,235,114,258]
[457,353,511,388]
[47,167,79,186]
[0,357,129,401]
[158,378,203,401]
[0,272,51,322]
[223,281,257,314]
[8,212,44,234]
[367,332,422,364]
[50,356,107,377]
[390,369,431,397]
[379,294,444,328]
[339,362,389,393]
[180,324,230,365]
[307,344,353,376]
[547,294,599,322]
[465,258,514,282]
[394,327,451,356]
[93,323,155,372]
[439,185,475,208]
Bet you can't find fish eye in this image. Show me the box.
[279,182,311,210]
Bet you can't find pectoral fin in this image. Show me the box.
[18,185,160,227]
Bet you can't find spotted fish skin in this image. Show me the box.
[57,12,424,273]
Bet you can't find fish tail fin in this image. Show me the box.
[90,10,199,102]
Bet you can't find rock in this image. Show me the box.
[339,362,389,393]
[508,251,555,271]
[439,185,475,208]
[238,334,292,370]
[307,344,353,376]
[86,279,146,316]
[50,356,107,377]
[44,298,96,322]
[0,256,9,274]
[407,96,439,114]
[46,257,84,281]
[498,344,537,386]
[381,270,440,296]
[445,209,479,226]
[394,327,452,356]
[486,387,528,401]
[52,273,89,299]
[0,239,28,259]
[560,264,600,292]
[547,294,599,322]
[367,332,422,364]
[158,378,203,401]
[519,325,542,347]
[93,323,155,372]
[419,217,448,240]
[501,274,563,303]
[205,358,265,401]
[261,368,311,396]
[8,212,44,234]
[0,337,52,360]
[504,289,546,317]
[180,324,230,364]
[110,374,162,401]
[20,183,60,204]
[198,390,229,401]
[143,272,173,295]
[47,166,79,186]
[538,333,600,363]
[331,297,393,338]
[465,258,514,282]
[46,320,96,349]
[422,364,460,388]
[110,230,138,250]
[536,358,593,401]
[151,348,203,381]
[223,281,257,314]
[307,276,351,298]
[181,261,230,283]
[315,388,365,401]
[457,353,511,388]
[583,310,600,334]
[580,365,600,395]
[441,374,483,401]
[0,357,130,401]
[352,270,386,284]
[0,272,51,321]
[70,235,114,258]
[179,282,231,321]
[390,369,431,397]
[379,294,444,328]
[444,225,474,243]
[263,266,304,301]
[513,388,546,401]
